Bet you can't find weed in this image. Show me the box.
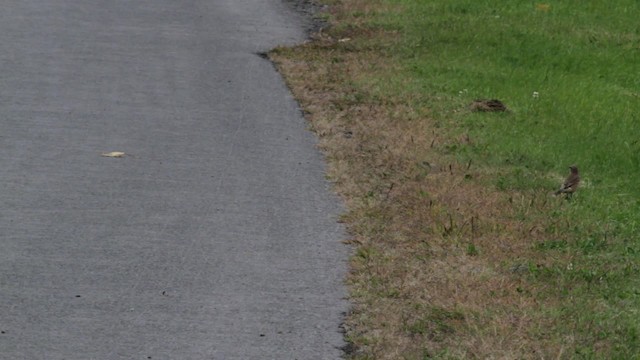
[465,243,478,257]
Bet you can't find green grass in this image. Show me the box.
[379,1,639,177]
[273,0,640,356]
[365,0,640,356]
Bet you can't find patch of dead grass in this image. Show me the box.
[270,2,580,358]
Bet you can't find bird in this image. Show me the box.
[555,165,580,196]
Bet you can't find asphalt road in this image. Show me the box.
[0,1,348,359]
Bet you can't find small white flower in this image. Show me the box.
[532,91,539,98]
[566,263,573,271]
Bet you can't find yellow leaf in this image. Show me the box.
[536,3,551,12]
[101,151,126,158]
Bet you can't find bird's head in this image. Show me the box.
[569,165,579,173]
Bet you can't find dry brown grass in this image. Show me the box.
[270,2,580,358]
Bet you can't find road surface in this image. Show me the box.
[0,1,348,359]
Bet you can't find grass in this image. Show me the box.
[271,0,640,358]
